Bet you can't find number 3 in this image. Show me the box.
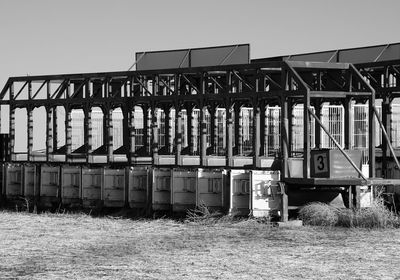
[317,155,325,170]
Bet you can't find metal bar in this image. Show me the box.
[127,52,146,71]
[287,60,350,70]
[285,63,309,91]
[159,79,175,95]
[327,50,339,63]
[264,74,282,89]
[349,64,376,93]
[208,76,224,91]
[135,77,152,96]
[219,45,239,66]
[253,102,261,166]
[13,81,28,100]
[200,106,207,163]
[70,79,87,99]
[232,70,254,90]
[31,80,47,99]
[179,49,191,68]
[182,74,200,94]
[27,108,33,161]
[374,44,390,62]
[50,81,66,99]
[308,107,367,181]
[372,105,400,172]
[46,107,53,161]
[303,89,311,178]
[226,105,233,165]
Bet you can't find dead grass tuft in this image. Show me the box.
[300,201,400,229]
[299,202,339,227]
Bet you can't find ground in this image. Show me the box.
[0,211,400,280]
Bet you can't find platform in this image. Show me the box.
[284,177,400,186]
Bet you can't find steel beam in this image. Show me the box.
[226,105,233,165]
[65,107,72,160]
[27,107,33,161]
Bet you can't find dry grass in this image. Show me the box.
[300,201,400,229]
[1,211,400,279]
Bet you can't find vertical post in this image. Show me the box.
[279,182,288,222]
[260,101,266,156]
[369,94,376,178]
[130,107,136,157]
[234,104,241,155]
[303,89,311,179]
[187,107,193,155]
[200,106,207,165]
[27,107,33,161]
[209,107,215,154]
[53,107,58,151]
[164,107,171,154]
[226,104,233,167]
[315,100,322,149]
[281,70,290,179]
[143,105,149,155]
[85,107,92,162]
[152,107,159,160]
[253,101,261,167]
[106,107,113,162]
[352,185,361,209]
[122,107,130,161]
[9,106,15,159]
[65,106,72,160]
[176,107,182,164]
[344,98,352,150]
[46,107,53,162]
[381,95,392,178]
[288,101,293,157]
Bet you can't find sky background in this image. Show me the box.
[1,0,400,151]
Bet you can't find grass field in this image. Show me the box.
[1,211,400,280]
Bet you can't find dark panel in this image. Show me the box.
[136,50,189,70]
[252,43,400,64]
[136,44,249,71]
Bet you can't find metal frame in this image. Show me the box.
[1,44,400,192]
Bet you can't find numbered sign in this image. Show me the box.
[313,152,328,174]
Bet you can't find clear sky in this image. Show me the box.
[1,0,400,150]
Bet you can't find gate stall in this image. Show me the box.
[40,165,60,207]
[4,164,23,197]
[81,168,102,208]
[61,166,81,206]
[152,168,171,211]
[171,169,197,212]
[23,165,37,198]
[128,167,148,208]
[196,169,226,211]
[229,169,250,215]
[250,170,281,218]
[103,168,125,207]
